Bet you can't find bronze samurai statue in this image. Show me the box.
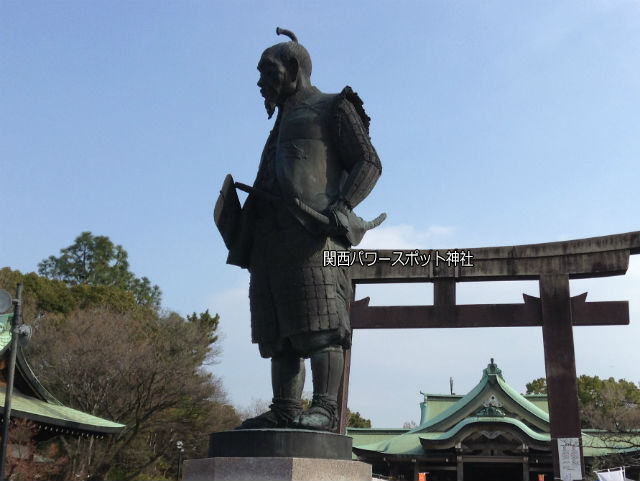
[215,27,384,432]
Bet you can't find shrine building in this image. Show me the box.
[348,360,640,481]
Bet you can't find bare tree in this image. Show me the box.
[238,399,271,421]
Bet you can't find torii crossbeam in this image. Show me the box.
[340,231,640,481]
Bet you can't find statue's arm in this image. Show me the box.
[332,87,382,210]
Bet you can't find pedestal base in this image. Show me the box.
[182,457,372,481]
[209,429,352,460]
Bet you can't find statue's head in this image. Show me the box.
[258,27,312,118]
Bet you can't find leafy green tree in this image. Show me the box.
[187,310,221,355]
[37,232,161,310]
[576,376,640,430]
[347,410,372,428]
[525,377,547,395]
[0,267,138,320]
[526,375,640,429]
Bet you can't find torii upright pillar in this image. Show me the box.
[540,274,583,480]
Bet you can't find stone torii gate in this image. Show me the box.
[339,231,640,480]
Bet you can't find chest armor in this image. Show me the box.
[275,92,346,214]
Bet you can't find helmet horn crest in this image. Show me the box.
[276,27,298,43]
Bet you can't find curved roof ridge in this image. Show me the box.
[496,376,549,422]
[16,345,63,405]
[411,359,503,432]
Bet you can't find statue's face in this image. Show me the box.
[257,53,295,118]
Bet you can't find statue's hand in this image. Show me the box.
[323,199,387,247]
[328,198,349,213]
[324,200,350,238]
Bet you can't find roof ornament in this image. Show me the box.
[276,27,298,43]
[485,358,503,379]
[476,395,506,417]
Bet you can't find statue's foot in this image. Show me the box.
[296,397,338,432]
[236,409,284,429]
[236,400,302,430]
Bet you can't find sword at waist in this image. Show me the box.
[234,182,330,226]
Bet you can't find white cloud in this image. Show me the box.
[359,224,454,250]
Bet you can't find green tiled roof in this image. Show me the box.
[419,392,549,421]
[524,394,549,413]
[354,432,425,458]
[349,428,408,448]
[0,387,124,434]
[420,395,462,422]
[348,428,409,460]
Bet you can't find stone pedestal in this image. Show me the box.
[183,429,371,481]
[183,457,372,481]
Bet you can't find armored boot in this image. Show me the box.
[296,346,343,432]
[237,355,305,429]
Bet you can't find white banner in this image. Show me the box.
[596,470,625,481]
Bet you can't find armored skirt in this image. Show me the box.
[248,208,352,358]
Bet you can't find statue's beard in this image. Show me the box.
[265,100,276,119]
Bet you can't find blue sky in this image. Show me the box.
[2,1,640,427]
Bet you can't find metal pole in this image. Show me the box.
[0,283,23,481]
[176,440,184,481]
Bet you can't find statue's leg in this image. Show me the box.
[237,350,305,429]
[270,354,305,424]
[296,345,344,432]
